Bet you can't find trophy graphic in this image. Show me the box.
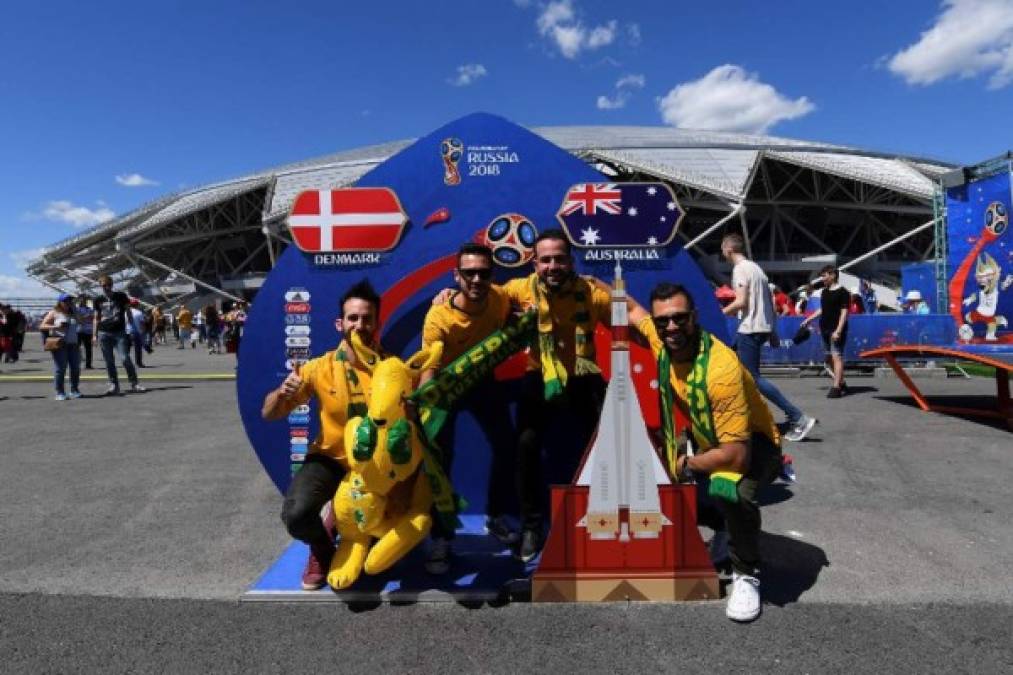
[441,137,463,186]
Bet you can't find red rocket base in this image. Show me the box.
[531,484,719,602]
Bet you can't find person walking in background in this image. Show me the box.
[720,233,816,442]
[860,279,877,314]
[193,305,205,344]
[205,303,222,354]
[77,296,94,369]
[802,265,850,398]
[177,305,193,349]
[93,274,144,395]
[39,294,82,401]
[125,299,147,367]
[902,290,930,315]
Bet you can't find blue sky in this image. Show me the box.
[2,0,1012,296]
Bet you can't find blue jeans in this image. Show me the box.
[51,342,81,394]
[735,332,802,424]
[98,331,138,387]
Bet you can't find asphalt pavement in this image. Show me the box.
[1,336,1011,672]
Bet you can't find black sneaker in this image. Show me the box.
[485,516,519,544]
[827,387,842,399]
[518,528,542,563]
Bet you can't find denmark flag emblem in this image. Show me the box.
[286,188,408,253]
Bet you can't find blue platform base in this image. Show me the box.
[244,516,537,602]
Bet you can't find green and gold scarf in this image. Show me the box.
[530,274,599,401]
[657,330,740,502]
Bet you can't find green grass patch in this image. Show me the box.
[946,362,997,378]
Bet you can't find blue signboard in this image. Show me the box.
[945,165,1013,344]
[237,113,725,510]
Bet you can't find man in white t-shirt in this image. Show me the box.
[720,233,815,442]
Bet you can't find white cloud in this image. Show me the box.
[115,173,159,187]
[616,73,645,89]
[586,20,617,49]
[447,63,488,87]
[536,0,618,59]
[658,64,815,133]
[887,0,1013,89]
[40,200,116,228]
[9,248,45,271]
[596,93,629,110]
[596,73,645,110]
[627,23,642,47]
[0,273,51,298]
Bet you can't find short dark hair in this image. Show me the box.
[721,233,745,254]
[819,264,838,278]
[341,279,381,317]
[457,243,493,266]
[534,228,571,256]
[649,282,696,311]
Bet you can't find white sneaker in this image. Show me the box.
[709,530,730,565]
[726,572,761,622]
[425,538,451,575]
[783,415,816,442]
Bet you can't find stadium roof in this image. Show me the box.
[26,125,955,302]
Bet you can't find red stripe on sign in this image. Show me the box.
[331,188,401,214]
[289,227,321,251]
[330,225,403,251]
[292,190,320,215]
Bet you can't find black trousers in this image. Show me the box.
[79,334,93,368]
[695,432,782,575]
[515,372,606,531]
[430,376,517,540]
[280,453,346,549]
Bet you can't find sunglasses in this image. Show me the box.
[458,267,492,281]
[652,312,693,330]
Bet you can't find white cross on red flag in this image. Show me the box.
[286,188,408,253]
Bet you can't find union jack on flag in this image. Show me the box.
[560,183,623,216]
[557,182,684,248]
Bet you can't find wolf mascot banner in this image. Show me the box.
[946,163,1013,345]
[237,113,724,514]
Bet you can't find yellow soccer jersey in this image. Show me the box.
[422,286,511,367]
[290,344,374,465]
[637,317,779,450]
[501,273,612,373]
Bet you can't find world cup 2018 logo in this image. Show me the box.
[441,137,463,186]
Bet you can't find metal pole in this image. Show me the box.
[684,202,744,250]
[130,251,244,303]
[838,218,936,273]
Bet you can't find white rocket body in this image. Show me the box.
[576,262,670,540]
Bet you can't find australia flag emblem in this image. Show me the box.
[556,182,683,247]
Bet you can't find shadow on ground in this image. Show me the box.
[875,394,1011,431]
[759,532,829,606]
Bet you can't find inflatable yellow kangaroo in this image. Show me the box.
[327,335,443,590]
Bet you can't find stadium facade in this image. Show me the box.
[26,125,953,307]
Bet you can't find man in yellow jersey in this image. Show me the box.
[419,243,519,574]
[499,229,612,562]
[261,280,383,591]
[627,281,782,622]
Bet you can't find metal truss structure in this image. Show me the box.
[26,127,954,306]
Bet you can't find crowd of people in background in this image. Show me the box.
[0,277,249,400]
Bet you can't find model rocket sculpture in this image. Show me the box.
[575,262,672,541]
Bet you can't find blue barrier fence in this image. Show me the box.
[731,314,958,365]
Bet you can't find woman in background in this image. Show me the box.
[38,294,82,401]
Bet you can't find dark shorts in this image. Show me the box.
[821,328,847,356]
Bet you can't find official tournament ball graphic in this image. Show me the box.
[480,213,537,267]
[958,323,975,343]
[984,201,1007,237]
